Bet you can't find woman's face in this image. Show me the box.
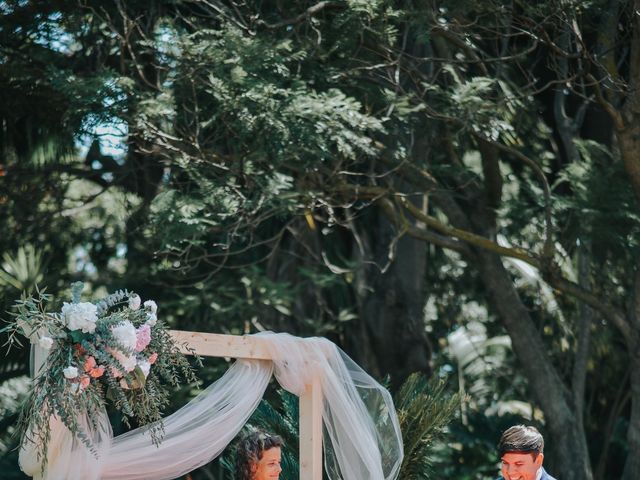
[252,446,282,480]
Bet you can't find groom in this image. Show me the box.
[497,425,557,480]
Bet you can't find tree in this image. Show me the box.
[2,1,640,479]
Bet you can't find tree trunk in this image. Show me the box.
[572,243,593,435]
[477,251,593,480]
[618,0,640,206]
[618,125,640,206]
[351,206,432,383]
[623,351,640,480]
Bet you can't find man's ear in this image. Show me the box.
[535,453,544,467]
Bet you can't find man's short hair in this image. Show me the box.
[498,425,544,456]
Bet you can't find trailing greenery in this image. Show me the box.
[2,284,199,474]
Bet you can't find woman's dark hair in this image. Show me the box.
[235,430,284,480]
[498,425,544,457]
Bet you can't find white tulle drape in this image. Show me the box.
[261,333,403,480]
[20,333,403,480]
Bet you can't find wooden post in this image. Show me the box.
[169,330,324,480]
[299,375,323,480]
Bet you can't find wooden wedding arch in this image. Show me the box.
[169,330,323,480]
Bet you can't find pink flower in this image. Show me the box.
[80,375,91,389]
[83,355,105,378]
[148,352,158,364]
[83,356,97,372]
[135,324,151,352]
[89,366,105,378]
[110,366,123,378]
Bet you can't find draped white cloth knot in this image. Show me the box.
[19,332,403,480]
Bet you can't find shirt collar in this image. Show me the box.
[536,467,543,480]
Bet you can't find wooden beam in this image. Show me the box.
[299,376,323,480]
[169,330,271,359]
[169,329,324,479]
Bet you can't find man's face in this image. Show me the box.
[252,446,282,480]
[500,452,543,480]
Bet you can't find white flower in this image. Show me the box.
[62,302,98,334]
[111,321,137,352]
[129,294,141,311]
[110,349,138,372]
[143,300,157,314]
[137,359,151,378]
[63,366,79,379]
[145,313,157,327]
[38,336,54,350]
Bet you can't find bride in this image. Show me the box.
[235,430,284,480]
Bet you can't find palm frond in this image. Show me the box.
[0,245,47,294]
[396,374,462,480]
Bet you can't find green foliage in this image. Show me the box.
[0,246,47,294]
[553,142,640,261]
[3,285,199,474]
[1,0,639,478]
[396,374,462,479]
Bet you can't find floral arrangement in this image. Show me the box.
[3,282,199,464]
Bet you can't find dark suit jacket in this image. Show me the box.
[498,467,557,480]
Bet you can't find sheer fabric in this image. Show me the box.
[262,333,403,480]
[19,407,112,480]
[102,359,273,480]
[20,333,403,480]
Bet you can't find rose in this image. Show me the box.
[84,356,97,371]
[88,366,105,378]
[80,375,91,389]
[38,336,54,350]
[143,300,157,314]
[111,321,138,352]
[135,324,151,352]
[129,294,141,311]
[145,313,157,327]
[148,352,158,364]
[84,356,105,378]
[62,302,98,333]
[63,366,79,379]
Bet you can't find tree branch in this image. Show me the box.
[398,196,539,266]
[470,131,555,259]
[333,183,632,340]
[546,275,630,339]
[256,1,339,29]
[376,198,472,257]
[431,26,489,75]
[476,137,503,227]
[587,74,625,130]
